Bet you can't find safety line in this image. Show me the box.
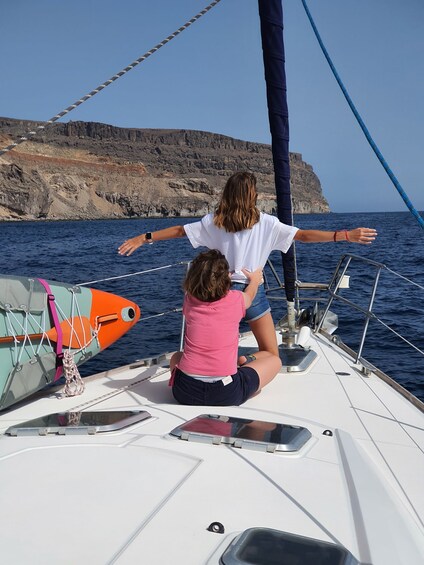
[301,0,424,230]
[384,267,424,291]
[375,316,424,358]
[138,307,182,322]
[0,0,222,157]
[78,261,188,286]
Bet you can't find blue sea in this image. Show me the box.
[1,211,423,402]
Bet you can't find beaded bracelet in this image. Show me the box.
[333,230,350,242]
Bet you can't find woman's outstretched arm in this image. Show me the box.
[294,227,377,244]
[118,225,186,256]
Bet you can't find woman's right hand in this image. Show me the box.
[118,235,145,256]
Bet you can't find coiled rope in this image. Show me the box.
[301,0,424,230]
[62,350,85,397]
[0,0,222,157]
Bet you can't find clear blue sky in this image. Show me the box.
[1,0,423,213]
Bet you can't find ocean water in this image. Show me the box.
[1,211,423,402]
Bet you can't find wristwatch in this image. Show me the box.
[145,232,154,244]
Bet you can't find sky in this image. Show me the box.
[1,0,423,214]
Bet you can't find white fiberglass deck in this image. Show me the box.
[0,330,423,565]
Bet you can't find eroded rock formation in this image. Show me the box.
[0,118,329,220]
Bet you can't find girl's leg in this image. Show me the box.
[238,349,274,366]
[248,312,279,356]
[241,351,282,390]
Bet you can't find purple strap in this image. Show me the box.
[38,278,63,381]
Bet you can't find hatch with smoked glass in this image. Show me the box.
[170,414,311,453]
[220,528,354,565]
[5,410,151,436]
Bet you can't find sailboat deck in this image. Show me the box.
[0,329,423,564]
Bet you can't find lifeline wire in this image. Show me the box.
[78,262,188,286]
[301,0,424,230]
[385,267,424,291]
[0,0,222,157]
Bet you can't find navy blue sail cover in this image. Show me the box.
[258,0,296,301]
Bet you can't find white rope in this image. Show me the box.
[62,350,85,397]
[53,290,92,352]
[68,288,80,350]
[78,261,188,286]
[66,367,170,412]
[65,412,82,425]
[0,0,222,157]
[4,308,51,366]
[3,288,97,374]
[384,267,424,291]
[374,317,424,357]
[139,307,182,322]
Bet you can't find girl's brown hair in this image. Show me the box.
[184,249,231,302]
[213,172,260,232]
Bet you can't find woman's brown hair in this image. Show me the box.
[213,172,260,232]
[184,250,231,302]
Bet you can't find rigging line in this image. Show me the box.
[138,308,182,322]
[300,0,424,231]
[384,267,424,291]
[67,368,170,412]
[374,317,424,358]
[0,0,222,157]
[78,261,189,286]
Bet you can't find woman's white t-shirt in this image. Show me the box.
[184,213,298,283]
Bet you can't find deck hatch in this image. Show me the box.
[278,345,318,373]
[220,527,354,565]
[5,409,151,436]
[170,414,311,453]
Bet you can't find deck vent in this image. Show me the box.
[220,527,354,565]
[170,414,311,453]
[5,410,151,436]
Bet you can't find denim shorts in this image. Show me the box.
[231,282,271,322]
[172,367,259,406]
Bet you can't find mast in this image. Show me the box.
[258,0,297,317]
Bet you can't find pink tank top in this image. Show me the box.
[179,290,245,377]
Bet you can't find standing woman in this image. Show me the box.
[118,172,377,355]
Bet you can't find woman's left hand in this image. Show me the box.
[348,227,378,244]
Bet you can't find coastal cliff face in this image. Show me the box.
[0,118,329,220]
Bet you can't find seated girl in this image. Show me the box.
[170,249,281,406]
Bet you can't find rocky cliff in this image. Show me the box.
[0,117,329,220]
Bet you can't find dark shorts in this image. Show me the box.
[172,367,260,406]
[231,282,271,322]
